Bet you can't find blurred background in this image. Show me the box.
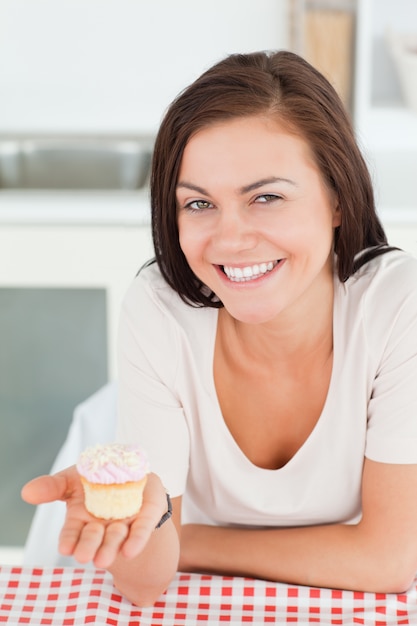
[0,0,416,562]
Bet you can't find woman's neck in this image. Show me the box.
[217,277,335,372]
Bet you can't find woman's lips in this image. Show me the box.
[221,260,281,282]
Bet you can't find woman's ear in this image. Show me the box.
[332,199,342,228]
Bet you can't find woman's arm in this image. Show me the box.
[179,458,417,593]
[22,468,182,606]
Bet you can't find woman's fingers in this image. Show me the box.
[58,512,90,557]
[121,496,166,559]
[66,498,163,565]
[21,473,70,505]
[72,522,106,564]
[93,522,129,568]
[120,473,171,559]
[21,465,81,505]
[61,518,132,568]
[121,514,155,560]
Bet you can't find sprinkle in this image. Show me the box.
[78,443,150,478]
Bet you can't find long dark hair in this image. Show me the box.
[150,50,394,307]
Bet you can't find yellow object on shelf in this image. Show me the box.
[303,9,355,109]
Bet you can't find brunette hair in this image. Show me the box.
[150,50,394,307]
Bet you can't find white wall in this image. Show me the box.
[0,0,290,381]
[0,0,288,134]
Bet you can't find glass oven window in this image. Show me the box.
[0,287,108,548]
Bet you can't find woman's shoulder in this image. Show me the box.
[121,260,216,331]
[342,249,417,343]
[346,248,417,297]
[123,261,181,312]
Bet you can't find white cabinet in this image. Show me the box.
[0,223,153,380]
[354,0,417,224]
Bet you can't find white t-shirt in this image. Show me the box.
[117,250,417,527]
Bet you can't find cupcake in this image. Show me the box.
[76,443,150,520]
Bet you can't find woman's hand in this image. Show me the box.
[22,468,169,569]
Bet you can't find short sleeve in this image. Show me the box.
[365,256,417,463]
[116,272,190,496]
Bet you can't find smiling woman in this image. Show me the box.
[176,115,340,325]
[22,50,417,606]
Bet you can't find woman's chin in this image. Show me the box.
[221,302,282,326]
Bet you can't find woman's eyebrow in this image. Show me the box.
[239,177,297,194]
[176,176,297,196]
[176,181,208,195]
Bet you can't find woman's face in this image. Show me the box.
[176,115,341,325]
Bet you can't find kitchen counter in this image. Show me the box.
[0,188,151,226]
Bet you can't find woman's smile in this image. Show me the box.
[217,259,283,285]
[221,260,280,282]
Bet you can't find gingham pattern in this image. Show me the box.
[0,566,416,625]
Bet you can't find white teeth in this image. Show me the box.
[223,261,278,282]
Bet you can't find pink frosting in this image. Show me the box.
[77,443,150,484]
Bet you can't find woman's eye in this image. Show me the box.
[185,200,213,212]
[255,193,282,204]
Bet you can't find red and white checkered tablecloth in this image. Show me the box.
[0,566,416,625]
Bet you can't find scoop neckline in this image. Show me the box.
[206,279,342,473]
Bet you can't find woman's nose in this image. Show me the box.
[213,208,257,252]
